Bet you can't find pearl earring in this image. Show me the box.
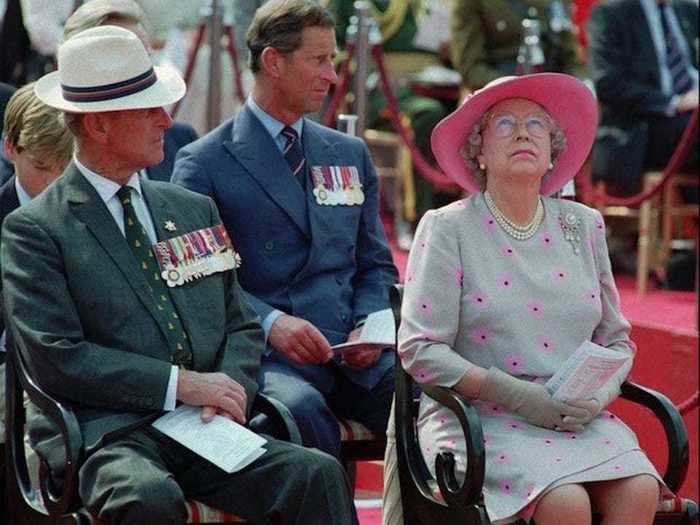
[548,161,554,170]
[479,163,486,171]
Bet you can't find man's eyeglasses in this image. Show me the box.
[486,113,553,139]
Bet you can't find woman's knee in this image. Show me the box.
[533,484,592,525]
[591,474,660,517]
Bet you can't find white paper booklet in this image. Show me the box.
[332,308,395,353]
[545,341,632,402]
[153,405,267,473]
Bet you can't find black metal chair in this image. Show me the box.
[5,343,302,525]
[389,283,699,525]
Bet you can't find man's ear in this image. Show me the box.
[260,47,283,78]
[81,113,110,145]
[3,137,17,162]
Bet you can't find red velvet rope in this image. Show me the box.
[579,106,698,207]
[224,26,247,104]
[677,391,699,415]
[171,23,247,119]
[322,43,356,128]
[171,24,207,118]
[370,45,459,191]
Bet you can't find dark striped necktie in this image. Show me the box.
[281,126,306,189]
[658,2,694,95]
[116,186,193,369]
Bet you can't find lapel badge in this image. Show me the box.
[164,220,177,232]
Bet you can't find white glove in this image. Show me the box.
[479,368,589,432]
[562,398,602,427]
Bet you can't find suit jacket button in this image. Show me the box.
[264,241,274,251]
[341,314,348,321]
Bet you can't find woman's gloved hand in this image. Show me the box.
[479,367,589,432]
[561,398,603,427]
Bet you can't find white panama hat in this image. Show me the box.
[35,25,185,113]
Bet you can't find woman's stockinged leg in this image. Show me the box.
[587,474,660,525]
[532,484,592,525]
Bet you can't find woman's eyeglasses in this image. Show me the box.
[487,113,552,139]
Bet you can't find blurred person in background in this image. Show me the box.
[450,0,585,93]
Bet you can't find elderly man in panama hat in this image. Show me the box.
[0,25,358,525]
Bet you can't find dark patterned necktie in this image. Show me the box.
[281,126,306,189]
[117,186,192,369]
[659,2,694,95]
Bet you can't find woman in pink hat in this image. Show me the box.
[397,73,667,524]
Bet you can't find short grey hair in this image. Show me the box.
[461,108,567,190]
[63,0,147,42]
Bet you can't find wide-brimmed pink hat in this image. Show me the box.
[431,73,597,195]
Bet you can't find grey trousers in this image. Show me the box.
[79,426,359,525]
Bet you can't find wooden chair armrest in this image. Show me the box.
[251,393,302,445]
[10,347,83,515]
[421,385,486,508]
[619,381,689,492]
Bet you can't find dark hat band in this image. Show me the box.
[61,68,157,103]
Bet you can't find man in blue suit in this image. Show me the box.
[173,0,398,458]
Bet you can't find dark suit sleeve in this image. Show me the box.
[351,142,399,325]
[172,149,216,204]
[587,2,673,115]
[1,210,172,412]
[206,199,264,415]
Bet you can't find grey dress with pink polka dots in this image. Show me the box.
[398,194,667,524]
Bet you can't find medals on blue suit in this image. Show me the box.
[152,224,242,287]
[311,166,365,206]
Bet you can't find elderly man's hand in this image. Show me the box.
[340,326,383,369]
[177,370,247,424]
[676,89,699,113]
[269,314,333,365]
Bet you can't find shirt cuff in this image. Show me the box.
[164,365,179,411]
[262,309,285,354]
[665,95,679,117]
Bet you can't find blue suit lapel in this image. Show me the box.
[65,165,175,348]
[223,106,310,238]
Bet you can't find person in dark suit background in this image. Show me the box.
[588,0,698,196]
[1,25,357,525]
[173,0,398,459]
[0,80,73,525]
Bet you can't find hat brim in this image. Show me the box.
[431,73,598,195]
[34,64,186,113]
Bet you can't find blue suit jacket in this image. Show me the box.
[173,106,398,389]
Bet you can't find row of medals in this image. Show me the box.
[313,184,365,206]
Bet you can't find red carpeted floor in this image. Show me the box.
[354,247,699,525]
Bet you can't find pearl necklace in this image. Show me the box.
[483,191,544,241]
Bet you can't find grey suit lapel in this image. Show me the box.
[65,166,174,348]
[223,106,310,238]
